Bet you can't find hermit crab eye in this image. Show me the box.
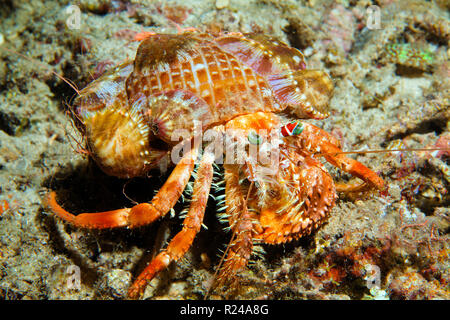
[248,130,262,145]
[280,120,304,137]
[291,121,304,135]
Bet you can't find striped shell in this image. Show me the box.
[73,32,333,178]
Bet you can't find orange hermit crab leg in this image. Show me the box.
[128,151,215,299]
[47,146,198,229]
[215,165,254,289]
[295,122,385,191]
[322,145,385,192]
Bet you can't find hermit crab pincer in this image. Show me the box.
[46,31,384,298]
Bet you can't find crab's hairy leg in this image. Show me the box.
[128,152,215,299]
[295,122,385,191]
[47,147,198,229]
[216,165,254,289]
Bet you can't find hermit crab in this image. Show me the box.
[47,31,384,298]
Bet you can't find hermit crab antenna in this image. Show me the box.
[276,121,449,157]
[319,147,450,157]
[1,46,81,96]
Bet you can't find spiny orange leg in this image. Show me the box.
[128,152,215,299]
[47,147,198,229]
[295,122,385,192]
[215,164,254,291]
